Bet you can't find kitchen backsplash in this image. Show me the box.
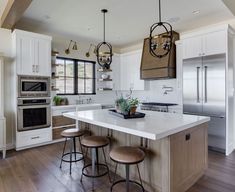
[52,78,181,106]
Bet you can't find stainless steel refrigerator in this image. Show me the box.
[183,54,226,153]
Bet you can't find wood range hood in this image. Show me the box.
[140,31,179,80]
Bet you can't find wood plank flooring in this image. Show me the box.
[0,142,235,192]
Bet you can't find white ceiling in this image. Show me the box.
[16,0,234,48]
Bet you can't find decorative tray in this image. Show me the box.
[109,109,145,119]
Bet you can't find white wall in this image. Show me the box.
[51,34,181,106]
[0,28,12,57]
[51,35,117,105]
[0,27,14,149]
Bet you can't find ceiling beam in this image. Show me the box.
[222,0,235,16]
[0,0,32,29]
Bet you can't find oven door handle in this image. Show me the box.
[18,105,51,109]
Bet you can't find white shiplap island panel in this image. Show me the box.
[63,109,210,140]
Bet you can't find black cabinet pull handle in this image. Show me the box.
[185,134,191,141]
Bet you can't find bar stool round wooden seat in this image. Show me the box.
[110,146,145,192]
[60,128,85,174]
[80,135,111,191]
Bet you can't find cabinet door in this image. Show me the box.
[35,39,51,76]
[182,36,202,59]
[120,50,146,91]
[203,30,226,56]
[16,35,35,75]
[131,50,145,90]
[170,124,207,192]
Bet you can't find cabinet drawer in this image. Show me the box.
[16,128,52,149]
[52,107,76,116]
[52,115,76,128]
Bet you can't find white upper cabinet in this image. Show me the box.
[182,35,202,59]
[120,50,146,91]
[36,39,51,76]
[182,29,227,59]
[15,35,35,76]
[203,30,226,56]
[13,30,52,76]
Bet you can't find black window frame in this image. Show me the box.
[56,57,96,95]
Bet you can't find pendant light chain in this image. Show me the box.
[159,0,161,22]
[103,11,106,42]
[96,9,113,69]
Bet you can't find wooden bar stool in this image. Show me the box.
[80,135,111,191]
[110,146,145,192]
[60,128,85,174]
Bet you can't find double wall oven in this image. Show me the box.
[17,75,51,131]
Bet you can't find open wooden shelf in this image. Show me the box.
[97,88,113,91]
[98,78,112,82]
[97,68,112,72]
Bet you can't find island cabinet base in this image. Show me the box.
[79,122,208,192]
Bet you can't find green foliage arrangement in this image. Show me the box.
[115,97,139,115]
[53,95,62,106]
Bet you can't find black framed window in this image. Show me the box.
[55,57,96,95]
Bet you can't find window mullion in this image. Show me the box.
[84,62,86,94]
[74,60,78,94]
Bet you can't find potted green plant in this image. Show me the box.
[129,98,139,115]
[53,95,62,106]
[115,97,126,113]
[119,99,130,115]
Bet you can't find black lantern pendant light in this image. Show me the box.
[149,0,173,58]
[96,9,113,69]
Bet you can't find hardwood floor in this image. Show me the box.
[0,142,235,192]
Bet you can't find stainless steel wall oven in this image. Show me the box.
[17,98,51,131]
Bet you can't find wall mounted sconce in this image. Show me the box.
[85,44,97,57]
[65,40,78,55]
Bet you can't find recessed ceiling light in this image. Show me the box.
[192,10,200,15]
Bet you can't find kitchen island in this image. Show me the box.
[64,109,210,192]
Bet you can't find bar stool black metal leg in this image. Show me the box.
[113,163,118,183]
[126,164,130,192]
[60,138,67,168]
[73,137,77,160]
[102,147,111,182]
[137,164,143,187]
[91,148,96,191]
[70,138,73,174]
[78,137,85,165]
[96,148,100,175]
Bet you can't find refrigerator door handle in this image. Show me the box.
[204,66,208,103]
[197,67,200,103]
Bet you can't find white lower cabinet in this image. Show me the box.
[16,128,52,150]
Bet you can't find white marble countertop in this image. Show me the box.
[51,103,102,110]
[63,109,210,140]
